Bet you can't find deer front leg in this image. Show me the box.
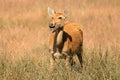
[50,50,55,71]
[49,33,56,71]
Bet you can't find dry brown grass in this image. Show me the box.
[0,0,120,80]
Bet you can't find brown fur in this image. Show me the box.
[48,12,83,70]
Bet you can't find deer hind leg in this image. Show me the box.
[77,46,83,68]
[65,55,74,70]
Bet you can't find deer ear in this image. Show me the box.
[48,7,55,17]
[63,8,68,18]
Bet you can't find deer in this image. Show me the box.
[48,7,83,70]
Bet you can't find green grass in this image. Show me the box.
[0,48,119,80]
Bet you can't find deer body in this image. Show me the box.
[48,7,83,70]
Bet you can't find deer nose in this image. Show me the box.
[49,23,55,28]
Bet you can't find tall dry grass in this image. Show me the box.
[0,0,120,80]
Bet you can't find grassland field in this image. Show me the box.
[0,0,120,80]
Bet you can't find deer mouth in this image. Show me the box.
[49,25,63,33]
[49,24,56,32]
[50,27,57,32]
[49,25,55,28]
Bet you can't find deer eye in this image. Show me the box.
[58,17,62,19]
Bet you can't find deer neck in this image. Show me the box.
[55,27,63,46]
